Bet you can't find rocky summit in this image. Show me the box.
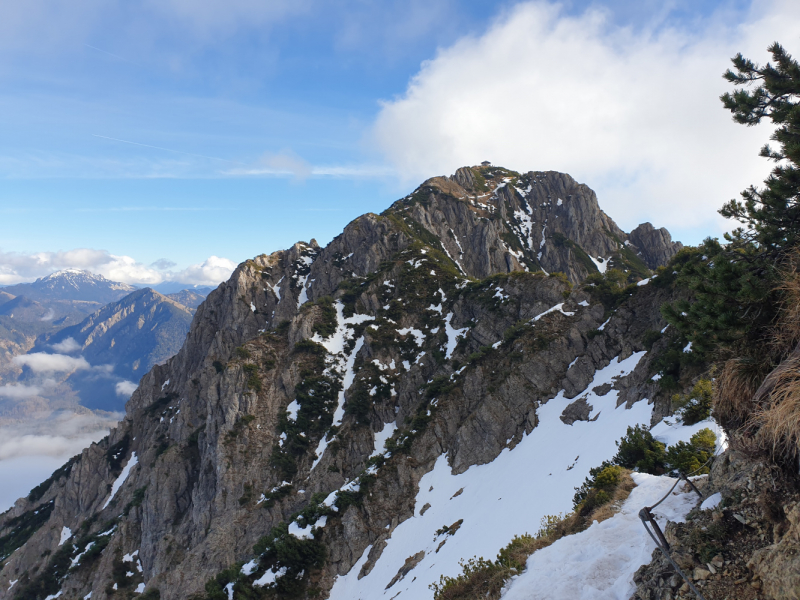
[0,165,685,600]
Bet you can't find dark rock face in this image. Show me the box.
[628,222,683,270]
[0,165,682,600]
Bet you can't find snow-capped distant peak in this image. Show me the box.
[39,270,134,290]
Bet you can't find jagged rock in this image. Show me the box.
[385,550,425,589]
[748,502,800,600]
[560,396,592,425]
[628,222,683,270]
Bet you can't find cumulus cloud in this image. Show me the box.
[115,380,138,398]
[13,353,91,373]
[0,384,43,399]
[51,337,81,353]
[0,248,236,286]
[172,255,237,286]
[0,248,161,285]
[372,0,800,239]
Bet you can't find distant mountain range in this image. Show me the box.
[26,288,195,411]
[0,270,215,413]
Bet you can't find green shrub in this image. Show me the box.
[312,297,338,338]
[642,329,662,351]
[235,346,251,359]
[572,463,624,514]
[665,428,716,475]
[252,521,326,595]
[672,379,713,425]
[613,425,666,474]
[242,363,262,392]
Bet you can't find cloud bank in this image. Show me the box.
[0,248,236,286]
[13,353,90,373]
[372,0,800,239]
[0,410,120,511]
[51,337,81,353]
[0,383,44,399]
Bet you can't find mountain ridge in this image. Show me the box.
[0,165,687,600]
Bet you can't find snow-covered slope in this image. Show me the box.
[327,353,712,600]
[500,473,698,600]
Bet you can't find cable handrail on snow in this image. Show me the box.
[637,470,708,600]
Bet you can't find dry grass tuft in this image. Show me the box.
[714,358,764,431]
[753,361,800,463]
[773,252,800,356]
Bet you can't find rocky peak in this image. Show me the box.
[0,165,685,600]
[627,222,684,270]
[4,270,136,304]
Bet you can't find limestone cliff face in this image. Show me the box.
[0,166,681,600]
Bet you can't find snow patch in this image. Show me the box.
[590,256,609,274]
[700,492,722,511]
[444,313,468,359]
[371,422,398,458]
[58,526,72,546]
[286,400,300,421]
[397,327,425,347]
[254,567,287,588]
[102,452,138,509]
[531,303,574,322]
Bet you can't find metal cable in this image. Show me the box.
[640,513,708,600]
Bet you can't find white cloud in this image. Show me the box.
[172,255,237,286]
[0,384,43,399]
[0,248,162,286]
[51,337,81,353]
[371,0,800,239]
[0,409,121,510]
[115,380,138,397]
[13,353,91,373]
[0,248,237,286]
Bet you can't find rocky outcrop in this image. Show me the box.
[0,165,682,600]
[628,222,683,270]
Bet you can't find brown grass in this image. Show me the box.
[753,362,800,463]
[713,358,764,431]
[431,470,636,600]
[773,252,800,356]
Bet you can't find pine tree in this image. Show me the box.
[662,43,800,360]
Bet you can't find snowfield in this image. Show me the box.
[327,351,708,600]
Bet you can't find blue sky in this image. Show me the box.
[0,0,794,285]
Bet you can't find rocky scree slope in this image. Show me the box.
[0,165,681,600]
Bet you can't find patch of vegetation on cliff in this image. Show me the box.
[0,501,55,564]
[107,434,131,475]
[28,454,81,503]
[583,269,638,313]
[309,296,337,338]
[344,362,395,425]
[271,344,342,479]
[552,232,598,275]
[198,516,327,600]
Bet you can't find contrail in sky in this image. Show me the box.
[91,135,247,165]
[84,44,139,66]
